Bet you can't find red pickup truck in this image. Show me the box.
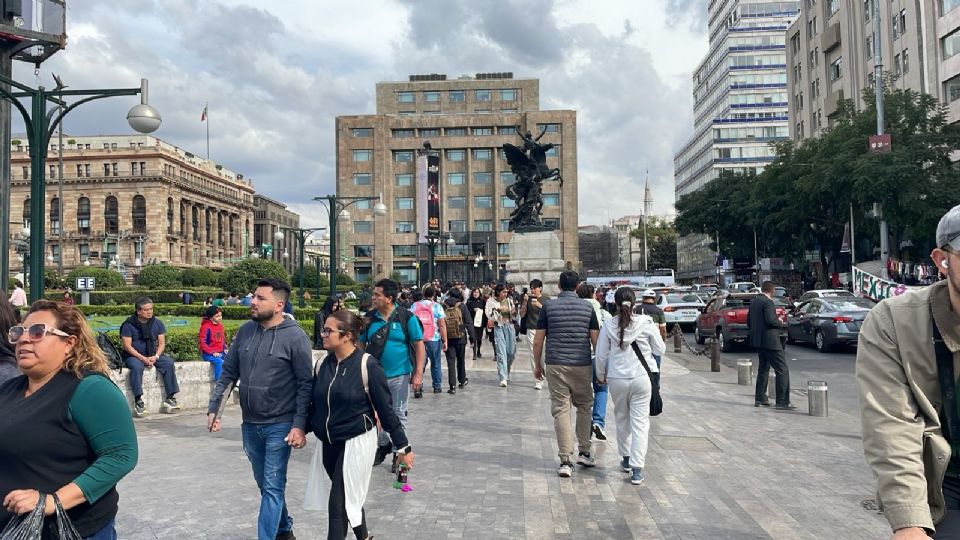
[694,293,789,352]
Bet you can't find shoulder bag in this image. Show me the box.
[630,342,663,416]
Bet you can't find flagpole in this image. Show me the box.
[205,103,210,160]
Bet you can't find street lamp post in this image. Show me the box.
[313,195,386,299]
[0,76,161,302]
[276,227,326,307]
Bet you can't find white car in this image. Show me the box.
[727,282,756,293]
[797,289,854,303]
[656,293,706,330]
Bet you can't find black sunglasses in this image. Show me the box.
[320,327,347,337]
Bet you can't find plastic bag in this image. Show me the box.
[0,493,45,540]
[52,495,82,540]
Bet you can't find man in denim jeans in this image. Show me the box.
[361,278,426,472]
[207,278,313,540]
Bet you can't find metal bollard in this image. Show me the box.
[737,359,752,385]
[673,325,682,353]
[710,339,721,372]
[808,381,828,417]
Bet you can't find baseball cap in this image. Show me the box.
[642,289,656,298]
[937,204,960,250]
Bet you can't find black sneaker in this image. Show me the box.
[459,378,469,388]
[414,389,423,399]
[134,400,148,418]
[276,530,296,540]
[433,387,442,394]
[577,452,596,467]
[447,387,456,394]
[373,443,391,467]
[592,424,607,441]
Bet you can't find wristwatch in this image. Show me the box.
[397,445,413,455]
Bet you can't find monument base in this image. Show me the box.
[505,230,567,297]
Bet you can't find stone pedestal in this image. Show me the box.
[505,230,567,297]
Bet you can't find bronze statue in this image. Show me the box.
[502,126,563,232]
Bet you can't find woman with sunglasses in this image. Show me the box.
[308,310,415,540]
[0,300,138,539]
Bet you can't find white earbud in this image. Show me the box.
[942,259,949,269]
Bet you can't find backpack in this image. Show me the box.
[412,300,438,341]
[444,304,464,339]
[363,307,420,366]
[97,332,125,372]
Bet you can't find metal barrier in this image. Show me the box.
[737,359,752,385]
[808,381,828,417]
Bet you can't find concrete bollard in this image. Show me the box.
[737,359,752,385]
[710,339,721,372]
[673,325,682,353]
[808,381,828,417]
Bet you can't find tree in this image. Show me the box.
[181,267,218,287]
[218,259,290,295]
[137,264,182,288]
[631,217,677,270]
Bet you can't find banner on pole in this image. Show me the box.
[840,222,851,253]
[416,155,428,244]
[417,153,440,244]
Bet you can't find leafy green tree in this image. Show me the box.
[218,258,290,295]
[137,264,182,288]
[631,217,678,270]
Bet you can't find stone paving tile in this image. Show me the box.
[115,342,889,539]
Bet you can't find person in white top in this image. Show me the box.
[595,286,665,486]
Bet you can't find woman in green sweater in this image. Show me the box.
[0,300,138,539]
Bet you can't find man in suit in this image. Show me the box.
[748,281,796,410]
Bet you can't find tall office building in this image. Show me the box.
[674,0,800,282]
[335,73,578,285]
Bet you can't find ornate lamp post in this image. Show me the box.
[313,195,386,298]
[276,227,326,307]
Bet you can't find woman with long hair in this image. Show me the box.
[308,310,415,540]
[0,300,138,538]
[595,287,664,486]
[465,287,486,359]
[0,292,18,385]
[485,284,517,387]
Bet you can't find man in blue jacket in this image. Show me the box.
[207,278,313,540]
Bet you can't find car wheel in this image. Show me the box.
[718,328,733,352]
[815,330,831,353]
[695,326,705,345]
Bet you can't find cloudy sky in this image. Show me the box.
[16,0,708,229]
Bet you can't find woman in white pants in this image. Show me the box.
[595,286,665,485]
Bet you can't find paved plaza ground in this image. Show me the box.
[117,338,890,539]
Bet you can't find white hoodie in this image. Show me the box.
[596,313,665,380]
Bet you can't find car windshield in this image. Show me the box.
[826,297,875,311]
[665,294,701,303]
[724,298,750,308]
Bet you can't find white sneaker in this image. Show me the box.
[534,381,543,390]
[557,463,573,477]
[499,380,508,387]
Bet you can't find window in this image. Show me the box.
[945,29,960,59]
[497,126,515,135]
[167,198,174,233]
[499,89,517,101]
[78,243,89,262]
[865,35,874,59]
[396,173,413,186]
[446,149,465,161]
[112,163,118,176]
[943,0,960,16]
[448,173,465,185]
[394,150,414,162]
[498,243,510,256]
[397,91,415,103]
[863,0,872,21]
[419,128,440,137]
[355,199,371,210]
[423,91,440,102]
[537,123,561,133]
[473,127,493,135]
[500,219,511,231]
[352,128,373,137]
[475,89,492,101]
[543,194,560,206]
[448,220,466,232]
[807,16,817,35]
[472,149,492,160]
[445,127,467,136]
[105,196,119,235]
[474,220,493,231]
[448,196,466,208]
[75,164,82,177]
[353,149,372,161]
[449,90,465,102]
[474,196,492,208]
[391,265,415,283]
[393,245,417,257]
[830,57,843,80]
[893,53,902,77]
[353,173,372,185]
[500,171,516,185]
[84,164,91,177]
[49,244,60,263]
[132,195,147,233]
[354,245,373,257]
[474,172,492,185]
[545,146,558,157]
[902,48,909,73]
[395,221,415,233]
[392,129,415,138]
[354,221,372,233]
[946,74,960,103]
[48,165,55,177]
[396,197,414,210]
[543,218,560,229]
[49,198,60,235]
[501,196,516,208]
[103,164,110,176]
[77,197,90,233]
[828,0,838,14]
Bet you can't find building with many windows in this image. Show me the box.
[674,0,800,282]
[335,73,578,285]
[6,135,257,278]
[253,195,301,275]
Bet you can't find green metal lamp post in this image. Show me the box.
[276,227,326,307]
[0,76,161,302]
[313,195,386,299]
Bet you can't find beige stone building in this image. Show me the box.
[7,135,256,278]
[335,72,578,285]
[253,195,301,275]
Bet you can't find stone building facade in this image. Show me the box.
[7,135,256,277]
[253,194,301,275]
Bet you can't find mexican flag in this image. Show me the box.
[201,104,207,122]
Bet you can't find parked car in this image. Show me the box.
[656,293,705,331]
[691,290,714,303]
[786,296,876,352]
[695,293,788,352]
[747,286,788,298]
[727,282,756,293]
[797,289,854,303]
[691,284,719,293]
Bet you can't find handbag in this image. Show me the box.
[0,493,82,540]
[630,342,663,416]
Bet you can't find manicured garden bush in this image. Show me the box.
[181,267,218,287]
[219,259,289,295]
[136,264,182,288]
[64,267,126,289]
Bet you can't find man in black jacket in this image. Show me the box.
[748,281,795,410]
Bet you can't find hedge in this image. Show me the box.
[76,302,320,322]
[218,259,289,295]
[181,267,218,287]
[64,267,126,289]
[137,265,182,288]
[48,288,228,305]
[98,319,314,362]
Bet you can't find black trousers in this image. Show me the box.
[470,327,483,357]
[322,439,368,540]
[754,348,790,405]
[445,337,467,388]
[934,475,960,538]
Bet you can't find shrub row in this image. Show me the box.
[76,302,321,322]
[46,289,228,305]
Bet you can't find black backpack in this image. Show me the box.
[97,332,125,372]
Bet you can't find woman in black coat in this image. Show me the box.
[465,288,487,359]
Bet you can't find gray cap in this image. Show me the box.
[937,204,960,250]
